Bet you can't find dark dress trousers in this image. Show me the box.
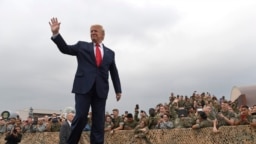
[52,34,122,144]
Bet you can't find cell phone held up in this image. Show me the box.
[135,104,139,109]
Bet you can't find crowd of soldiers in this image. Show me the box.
[104,92,256,138]
[1,91,256,143]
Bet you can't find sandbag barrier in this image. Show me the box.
[0,125,255,144]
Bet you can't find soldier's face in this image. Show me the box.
[139,121,145,127]
[240,108,248,115]
[112,111,118,116]
[221,103,228,110]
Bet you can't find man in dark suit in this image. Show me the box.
[49,17,122,144]
[59,112,74,144]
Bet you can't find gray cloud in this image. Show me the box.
[1,0,256,115]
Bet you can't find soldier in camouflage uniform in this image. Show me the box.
[234,105,253,125]
[212,99,221,113]
[22,116,34,133]
[134,104,148,123]
[192,111,213,129]
[187,107,197,125]
[174,114,193,128]
[216,101,236,127]
[147,108,159,129]
[123,113,138,130]
[111,109,124,133]
[134,119,149,137]
[178,96,185,108]
[104,115,113,132]
[203,105,217,122]
[155,114,174,129]
[250,105,256,127]
[184,96,193,110]
[169,102,178,121]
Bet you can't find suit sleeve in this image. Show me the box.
[51,34,79,56]
[109,53,122,93]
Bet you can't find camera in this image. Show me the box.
[135,104,139,109]
[32,116,38,125]
[52,117,59,123]
[252,113,256,115]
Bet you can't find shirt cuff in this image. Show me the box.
[51,33,59,39]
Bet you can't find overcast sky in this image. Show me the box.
[1,0,256,116]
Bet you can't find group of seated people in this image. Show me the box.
[103,92,256,138]
[1,91,256,143]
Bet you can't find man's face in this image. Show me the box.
[38,119,43,125]
[203,106,211,113]
[106,116,112,122]
[139,121,146,127]
[10,118,16,124]
[90,25,104,43]
[15,127,21,134]
[159,106,165,113]
[253,106,256,113]
[240,107,249,116]
[221,103,228,110]
[162,115,169,121]
[112,110,118,116]
[67,113,75,122]
[15,119,21,125]
[127,117,133,122]
[140,111,146,117]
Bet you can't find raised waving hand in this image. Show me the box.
[49,17,61,35]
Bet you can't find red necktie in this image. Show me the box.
[95,43,102,67]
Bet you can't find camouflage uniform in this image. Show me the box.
[174,117,193,128]
[50,121,61,132]
[124,120,138,130]
[23,123,40,133]
[235,114,252,125]
[251,114,256,124]
[104,121,113,130]
[134,111,140,122]
[169,104,178,121]
[147,116,159,129]
[187,113,197,125]
[217,110,236,127]
[134,111,148,123]
[198,119,213,128]
[112,116,124,129]
[207,111,217,121]
[212,101,221,113]
[178,99,185,108]
[134,126,149,138]
[184,101,193,110]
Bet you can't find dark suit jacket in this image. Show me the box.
[59,120,71,144]
[52,34,122,98]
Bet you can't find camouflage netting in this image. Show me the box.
[0,125,256,144]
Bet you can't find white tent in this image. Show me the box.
[230,85,256,107]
